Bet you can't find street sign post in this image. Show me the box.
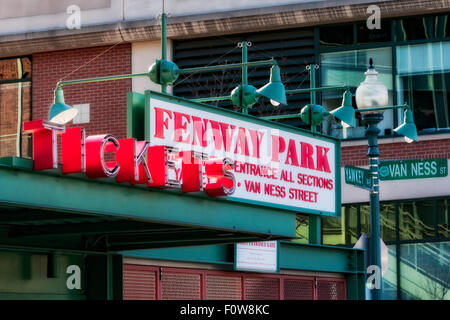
[379,158,448,180]
[344,165,372,190]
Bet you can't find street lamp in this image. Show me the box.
[354,58,387,301]
[354,58,417,300]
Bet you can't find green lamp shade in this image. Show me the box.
[149,59,179,85]
[330,90,355,127]
[300,104,329,126]
[394,108,418,143]
[256,65,287,106]
[49,103,78,125]
[330,106,355,127]
[49,87,78,125]
[231,85,258,108]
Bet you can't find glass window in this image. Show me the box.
[381,203,396,242]
[293,214,309,244]
[322,216,343,245]
[399,201,435,241]
[0,57,31,81]
[395,16,433,42]
[320,47,394,139]
[0,57,31,158]
[356,20,391,44]
[437,199,449,238]
[381,245,398,300]
[323,205,358,245]
[396,42,450,131]
[399,242,450,300]
[360,204,370,235]
[434,14,450,39]
[0,82,32,158]
[320,25,354,48]
[354,203,396,242]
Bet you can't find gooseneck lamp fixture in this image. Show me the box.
[258,65,287,106]
[48,86,79,125]
[394,108,418,143]
[330,90,356,128]
[262,63,355,131]
[230,64,287,110]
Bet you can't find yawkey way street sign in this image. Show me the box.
[344,165,372,190]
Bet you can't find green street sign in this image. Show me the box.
[344,165,372,190]
[379,158,448,181]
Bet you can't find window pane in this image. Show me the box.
[355,203,396,242]
[293,214,309,244]
[396,42,450,131]
[320,24,354,48]
[395,16,433,42]
[399,242,450,300]
[381,203,396,242]
[0,57,31,81]
[323,205,357,245]
[360,204,370,235]
[356,20,391,44]
[399,201,435,241]
[437,199,449,238]
[322,216,343,245]
[320,47,393,139]
[0,82,32,158]
[434,15,449,39]
[382,245,398,300]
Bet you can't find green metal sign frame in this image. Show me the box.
[379,158,448,181]
[127,90,342,217]
[344,165,372,190]
[0,158,297,240]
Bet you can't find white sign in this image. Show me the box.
[236,241,278,272]
[147,93,339,216]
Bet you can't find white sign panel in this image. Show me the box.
[147,92,339,216]
[235,241,278,272]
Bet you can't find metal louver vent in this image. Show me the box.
[283,278,315,300]
[123,264,157,300]
[206,275,242,300]
[173,28,315,128]
[161,272,201,300]
[317,279,346,300]
[244,277,279,300]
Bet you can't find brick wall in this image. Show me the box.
[341,139,450,166]
[32,44,131,140]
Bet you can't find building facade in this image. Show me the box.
[0,0,448,300]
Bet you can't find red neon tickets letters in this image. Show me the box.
[61,127,85,174]
[181,150,204,193]
[85,135,120,179]
[23,120,63,170]
[23,121,235,198]
[204,158,235,197]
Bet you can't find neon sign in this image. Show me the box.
[23,120,235,197]
[143,92,340,216]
